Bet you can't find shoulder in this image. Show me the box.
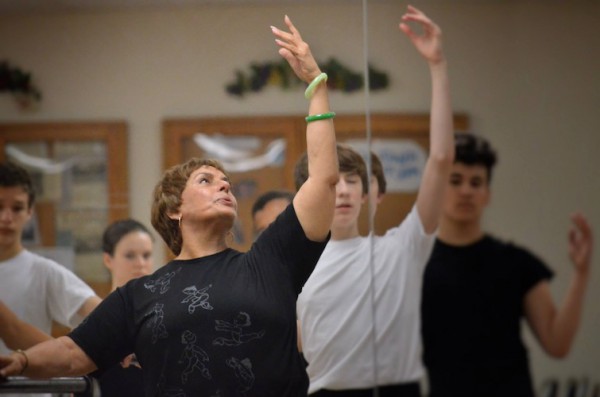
[386,206,431,236]
[493,236,543,261]
[25,250,74,273]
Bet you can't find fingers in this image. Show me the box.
[402,5,431,25]
[271,15,320,83]
[568,212,594,269]
[0,357,20,378]
[400,4,438,36]
[571,213,593,239]
[271,15,301,54]
[284,15,302,40]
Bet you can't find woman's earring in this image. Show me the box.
[178,215,182,228]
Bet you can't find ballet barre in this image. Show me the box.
[0,376,100,396]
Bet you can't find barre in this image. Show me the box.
[0,376,100,396]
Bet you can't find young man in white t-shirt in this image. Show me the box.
[294,5,454,396]
[0,161,101,356]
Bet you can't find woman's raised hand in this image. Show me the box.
[271,15,321,83]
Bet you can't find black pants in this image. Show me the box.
[310,382,421,397]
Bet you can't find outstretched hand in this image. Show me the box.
[271,15,321,84]
[568,213,593,274]
[0,354,22,379]
[399,5,445,65]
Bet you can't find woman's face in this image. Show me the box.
[178,165,238,225]
[104,230,154,287]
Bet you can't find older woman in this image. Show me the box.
[0,15,338,397]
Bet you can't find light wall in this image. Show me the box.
[1,0,598,389]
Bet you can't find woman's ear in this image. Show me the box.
[167,211,180,222]
[103,252,113,270]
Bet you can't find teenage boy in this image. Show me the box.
[0,161,101,357]
[421,133,593,397]
[294,5,455,395]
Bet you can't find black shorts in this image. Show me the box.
[310,381,421,397]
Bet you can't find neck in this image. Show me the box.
[0,244,23,262]
[331,224,360,241]
[111,277,126,292]
[177,233,229,260]
[437,218,484,246]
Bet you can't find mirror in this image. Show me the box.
[2,1,596,394]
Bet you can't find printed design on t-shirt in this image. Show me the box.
[213,312,265,347]
[144,271,176,294]
[226,357,254,395]
[179,330,211,384]
[181,284,213,314]
[146,302,168,344]
[157,374,186,397]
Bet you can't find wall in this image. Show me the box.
[1,0,598,389]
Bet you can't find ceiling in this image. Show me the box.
[0,0,346,15]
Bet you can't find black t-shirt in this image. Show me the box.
[421,235,553,397]
[96,362,144,397]
[71,205,327,397]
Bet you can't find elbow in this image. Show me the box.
[544,343,571,359]
[319,170,338,190]
[549,348,570,359]
[429,150,454,169]
[328,171,340,188]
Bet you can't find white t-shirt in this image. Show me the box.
[297,206,435,393]
[0,249,97,355]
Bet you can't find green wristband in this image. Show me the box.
[305,112,336,123]
[304,72,328,100]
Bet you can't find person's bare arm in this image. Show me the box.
[0,336,97,379]
[0,301,52,350]
[271,16,339,242]
[76,295,102,319]
[400,5,454,233]
[525,213,593,357]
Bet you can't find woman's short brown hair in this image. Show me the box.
[151,158,228,256]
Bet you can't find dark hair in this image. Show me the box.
[294,143,368,194]
[370,152,387,195]
[454,133,498,183]
[0,161,36,208]
[102,219,153,256]
[151,158,229,256]
[251,190,294,217]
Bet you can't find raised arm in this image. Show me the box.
[400,5,454,233]
[525,213,593,357]
[0,335,96,379]
[271,15,339,241]
[0,301,52,350]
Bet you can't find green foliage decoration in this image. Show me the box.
[226,57,388,97]
[0,60,42,108]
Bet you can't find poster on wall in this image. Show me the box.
[345,138,427,193]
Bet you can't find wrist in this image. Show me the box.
[13,349,29,376]
[428,57,447,70]
[304,72,328,99]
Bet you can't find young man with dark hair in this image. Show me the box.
[421,133,594,397]
[0,161,101,357]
